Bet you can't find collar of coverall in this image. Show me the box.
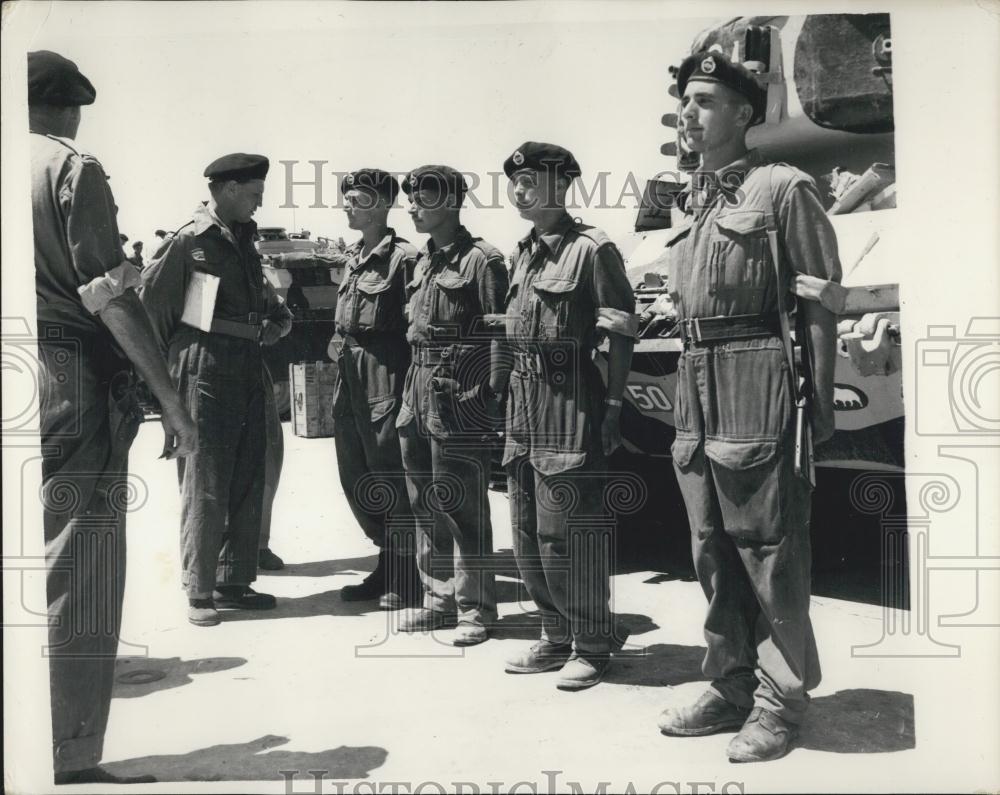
[518,211,575,257]
[349,228,397,269]
[424,225,473,265]
[677,147,764,215]
[191,201,255,248]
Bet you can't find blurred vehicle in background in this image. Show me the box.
[258,228,347,417]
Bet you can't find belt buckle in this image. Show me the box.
[691,317,703,343]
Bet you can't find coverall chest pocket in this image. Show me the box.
[433,272,472,338]
[353,269,398,330]
[530,275,579,340]
[709,210,770,296]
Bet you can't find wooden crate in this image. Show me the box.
[289,361,337,438]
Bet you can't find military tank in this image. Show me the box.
[598,12,904,473]
[257,228,347,417]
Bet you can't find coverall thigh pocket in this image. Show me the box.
[710,452,787,543]
[703,344,792,543]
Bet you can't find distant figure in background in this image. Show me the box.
[128,240,144,270]
[119,232,129,258]
[258,361,285,570]
[153,228,171,253]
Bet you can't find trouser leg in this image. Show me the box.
[334,365,411,550]
[177,377,242,597]
[676,448,759,708]
[39,341,137,773]
[217,383,265,587]
[508,458,570,645]
[736,519,821,724]
[400,424,454,612]
[534,464,613,654]
[259,366,284,550]
[433,440,496,625]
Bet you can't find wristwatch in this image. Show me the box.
[605,397,623,407]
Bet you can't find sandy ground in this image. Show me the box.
[84,421,930,793]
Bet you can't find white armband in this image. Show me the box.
[77,261,142,315]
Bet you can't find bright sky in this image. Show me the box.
[7,1,709,255]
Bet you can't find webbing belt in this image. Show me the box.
[677,313,781,345]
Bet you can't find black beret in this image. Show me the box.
[203,153,270,182]
[340,168,399,204]
[676,51,767,125]
[401,165,467,198]
[503,141,581,180]
[27,50,96,107]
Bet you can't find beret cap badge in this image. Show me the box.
[701,57,716,74]
[345,173,355,186]
[512,150,525,166]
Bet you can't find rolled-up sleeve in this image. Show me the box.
[780,179,842,283]
[139,234,190,354]
[264,281,294,337]
[62,157,124,287]
[477,253,509,329]
[591,244,639,338]
[77,261,142,315]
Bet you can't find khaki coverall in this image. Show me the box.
[331,231,416,554]
[504,214,636,654]
[395,226,508,625]
[667,149,842,723]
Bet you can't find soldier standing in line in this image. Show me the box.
[394,165,508,645]
[28,50,197,784]
[329,169,421,609]
[656,51,840,762]
[140,154,292,627]
[499,142,638,690]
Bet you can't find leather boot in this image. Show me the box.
[658,690,751,737]
[379,552,423,610]
[727,707,798,763]
[341,549,387,602]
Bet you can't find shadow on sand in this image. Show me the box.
[103,734,387,782]
[799,688,915,754]
[114,656,246,699]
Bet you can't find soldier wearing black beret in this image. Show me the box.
[339,167,400,208]
[675,50,767,126]
[29,50,196,785]
[502,141,582,181]
[392,165,508,644]
[499,142,638,689]
[328,169,422,609]
[141,152,293,626]
[401,165,468,206]
[655,49,841,762]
